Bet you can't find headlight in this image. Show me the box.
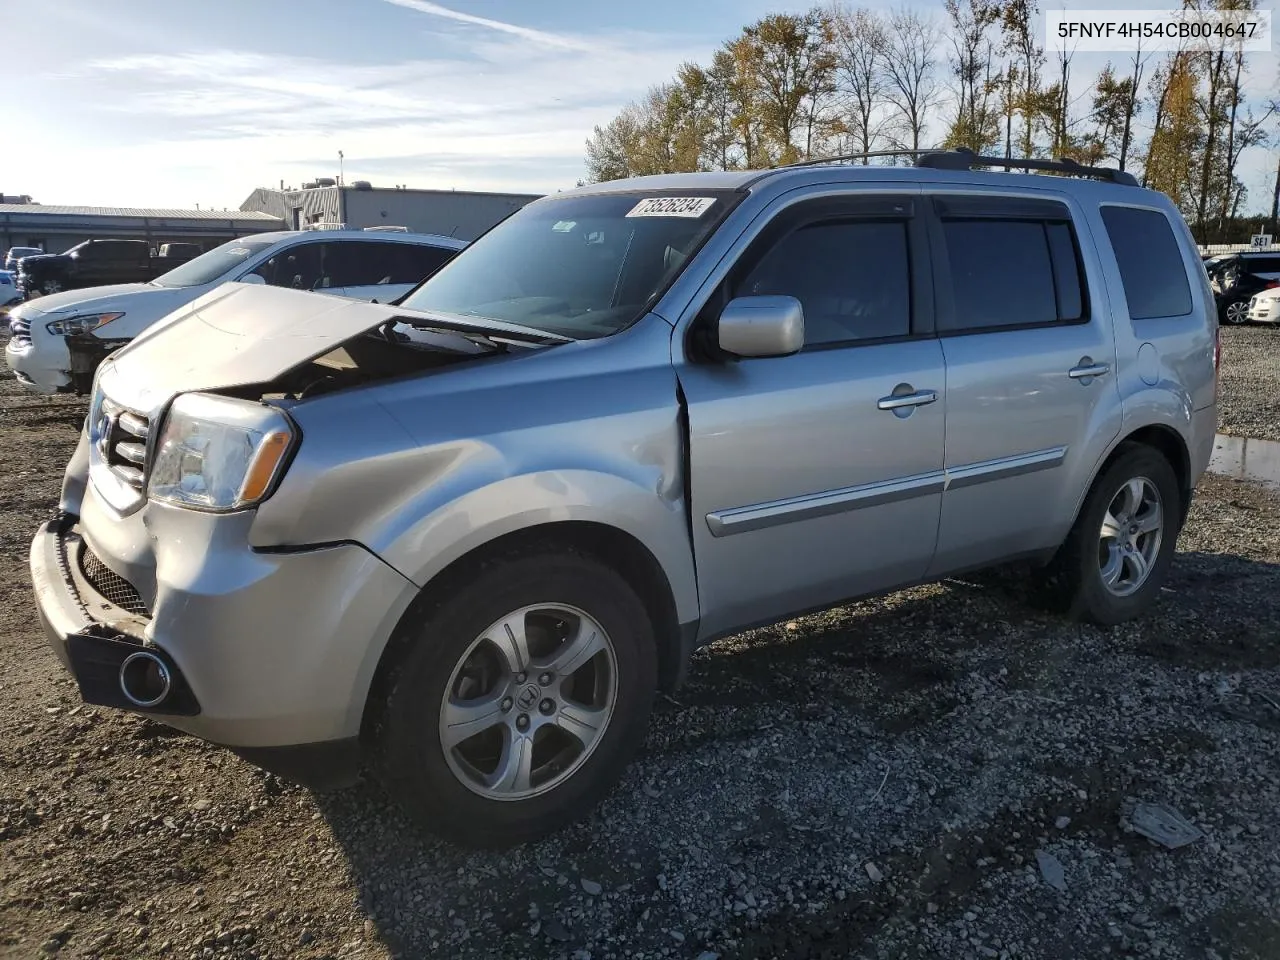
[148,393,296,512]
[45,312,125,336]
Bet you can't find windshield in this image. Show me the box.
[398,191,739,339]
[152,237,278,288]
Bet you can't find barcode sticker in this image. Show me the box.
[625,197,716,218]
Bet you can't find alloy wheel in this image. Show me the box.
[1097,476,1164,598]
[438,603,617,801]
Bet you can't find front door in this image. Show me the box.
[923,192,1123,576]
[677,193,947,637]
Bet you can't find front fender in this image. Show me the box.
[376,469,698,625]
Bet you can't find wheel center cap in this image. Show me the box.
[516,684,541,711]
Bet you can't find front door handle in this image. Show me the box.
[877,389,938,411]
[1068,360,1110,380]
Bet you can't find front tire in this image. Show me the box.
[378,549,657,848]
[1043,443,1182,626]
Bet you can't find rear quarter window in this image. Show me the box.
[1100,206,1193,320]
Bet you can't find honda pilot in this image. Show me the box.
[29,150,1218,847]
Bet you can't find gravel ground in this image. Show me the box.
[1217,324,1280,442]
[3,347,1280,960]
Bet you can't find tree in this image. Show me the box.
[831,5,888,162]
[879,7,943,153]
[678,53,743,171]
[583,84,700,182]
[739,12,839,165]
[1088,63,1142,166]
[1038,46,1080,161]
[943,0,1002,152]
[1143,53,1203,216]
[999,0,1044,158]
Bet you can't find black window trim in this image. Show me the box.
[925,193,1092,338]
[689,194,933,359]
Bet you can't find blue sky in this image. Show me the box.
[9,0,1277,212]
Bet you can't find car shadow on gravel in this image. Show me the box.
[304,547,1280,959]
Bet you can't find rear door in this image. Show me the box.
[96,241,149,284]
[677,191,947,636]
[924,192,1122,576]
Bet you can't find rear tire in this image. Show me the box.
[1041,443,1182,626]
[1222,298,1249,325]
[378,548,657,848]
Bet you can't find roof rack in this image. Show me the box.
[914,147,1140,186]
[780,149,938,168]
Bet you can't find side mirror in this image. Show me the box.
[717,295,804,359]
[238,273,266,286]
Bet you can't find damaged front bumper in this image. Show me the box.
[29,504,418,790]
[4,332,72,394]
[66,334,130,394]
[4,330,130,395]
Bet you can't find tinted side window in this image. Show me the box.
[96,241,146,261]
[1100,206,1192,319]
[399,244,456,283]
[939,220,1061,332]
[251,243,324,290]
[355,241,452,286]
[319,242,366,288]
[736,220,911,345]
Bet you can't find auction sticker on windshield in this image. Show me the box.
[626,197,716,218]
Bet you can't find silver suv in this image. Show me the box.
[30,150,1219,847]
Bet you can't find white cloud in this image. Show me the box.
[11,9,711,207]
[378,0,594,51]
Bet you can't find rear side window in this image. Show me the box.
[938,217,1085,333]
[1100,206,1192,319]
[736,220,911,345]
[1245,256,1280,275]
[328,241,457,287]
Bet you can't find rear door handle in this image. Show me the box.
[877,389,937,411]
[1068,361,1110,380]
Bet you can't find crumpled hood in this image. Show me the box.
[10,283,158,318]
[98,282,562,413]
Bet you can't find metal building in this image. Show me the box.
[0,204,286,256]
[240,182,543,240]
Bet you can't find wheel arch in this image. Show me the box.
[360,520,689,743]
[1071,422,1192,539]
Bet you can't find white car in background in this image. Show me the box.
[1246,287,1280,324]
[4,230,466,394]
[0,270,21,307]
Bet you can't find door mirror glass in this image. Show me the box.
[717,295,804,358]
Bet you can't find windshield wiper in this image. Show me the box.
[393,307,574,346]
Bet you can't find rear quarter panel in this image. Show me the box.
[1081,194,1217,489]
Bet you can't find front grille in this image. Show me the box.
[97,398,151,494]
[9,317,30,346]
[79,544,149,616]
